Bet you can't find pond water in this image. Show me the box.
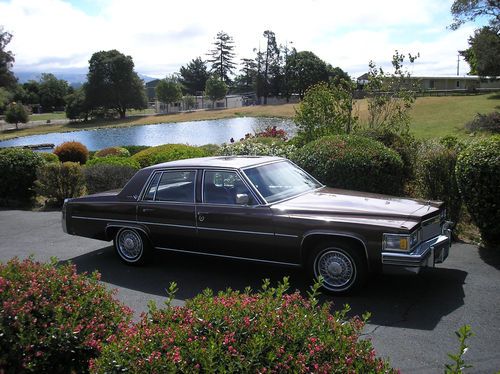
[0,117,296,151]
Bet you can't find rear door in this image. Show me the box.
[137,169,197,250]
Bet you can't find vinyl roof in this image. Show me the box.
[146,156,285,170]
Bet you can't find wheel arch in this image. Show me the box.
[301,231,370,271]
[105,224,151,242]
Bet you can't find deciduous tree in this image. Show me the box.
[285,51,329,99]
[156,77,183,113]
[85,50,147,119]
[205,76,227,107]
[39,73,69,112]
[0,27,16,89]
[460,26,500,76]
[449,0,500,30]
[179,57,209,95]
[5,102,28,129]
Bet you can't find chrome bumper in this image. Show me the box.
[382,222,452,271]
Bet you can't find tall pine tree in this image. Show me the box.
[208,31,236,84]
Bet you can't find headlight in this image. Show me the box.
[383,231,420,251]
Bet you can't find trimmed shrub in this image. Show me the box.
[132,144,206,168]
[197,143,220,156]
[35,162,86,205]
[53,141,89,164]
[456,135,500,246]
[218,139,296,159]
[357,128,418,181]
[40,152,59,164]
[94,146,130,158]
[0,148,43,203]
[415,140,462,225]
[465,112,500,134]
[292,135,405,195]
[84,164,137,194]
[86,156,140,170]
[121,145,150,156]
[0,258,131,373]
[91,279,395,373]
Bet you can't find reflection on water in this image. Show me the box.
[0,117,296,151]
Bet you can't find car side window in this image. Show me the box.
[203,170,255,205]
[144,170,196,203]
[144,172,161,201]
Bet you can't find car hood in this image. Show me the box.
[271,187,441,223]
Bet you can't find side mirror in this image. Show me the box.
[235,193,249,205]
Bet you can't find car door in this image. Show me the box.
[137,169,197,250]
[196,169,291,263]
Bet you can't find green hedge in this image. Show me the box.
[0,258,131,373]
[456,135,500,246]
[0,148,44,203]
[415,140,462,225]
[86,156,140,170]
[92,279,395,373]
[94,146,130,158]
[84,164,138,194]
[121,145,150,156]
[292,135,405,195]
[132,144,206,168]
[35,162,86,205]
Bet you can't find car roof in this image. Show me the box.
[145,156,285,170]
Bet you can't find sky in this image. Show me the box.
[0,0,485,79]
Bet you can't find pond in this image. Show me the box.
[0,117,296,151]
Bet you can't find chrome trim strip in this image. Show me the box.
[300,231,370,268]
[198,226,274,236]
[72,216,196,230]
[155,246,301,267]
[275,233,299,238]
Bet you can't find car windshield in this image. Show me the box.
[243,161,322,203]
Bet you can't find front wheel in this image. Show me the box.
[114,228,150,265]
[308,243,366,294]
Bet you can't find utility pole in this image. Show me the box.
[457,53,460,76]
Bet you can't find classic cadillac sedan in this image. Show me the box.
[62,156,452,294]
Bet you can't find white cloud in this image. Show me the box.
[1,0,476,77]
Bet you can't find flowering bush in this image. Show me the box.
[0,258,131,373]
[256,125,288,140]
[218,139,296,159]
[92,279,395,373]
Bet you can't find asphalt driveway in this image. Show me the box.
[1,210,499,373]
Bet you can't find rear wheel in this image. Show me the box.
[307,242,366,294]
[114,228,150,265]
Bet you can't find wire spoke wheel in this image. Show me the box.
[116,229,144,262]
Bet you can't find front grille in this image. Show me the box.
[422,214,441,241]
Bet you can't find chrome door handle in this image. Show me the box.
[142,208,155,213]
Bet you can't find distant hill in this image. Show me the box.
[14,71,157,87]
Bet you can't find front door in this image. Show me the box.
[196,169,283,262]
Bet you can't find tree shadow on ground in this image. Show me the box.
[65,245,467,331]
[478,246,500,270]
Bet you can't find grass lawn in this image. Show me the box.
[1,93,498,142]
[29,112,67,121]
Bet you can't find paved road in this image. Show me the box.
[1,210,499,373]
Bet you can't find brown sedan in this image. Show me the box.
[62,156,452,294]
